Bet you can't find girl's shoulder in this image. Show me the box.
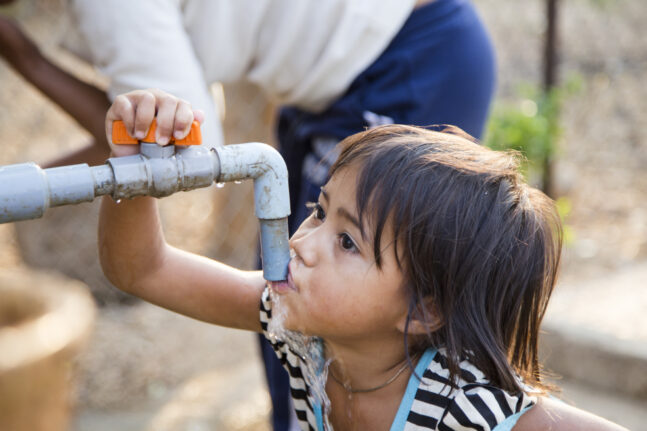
[400,349,535,431]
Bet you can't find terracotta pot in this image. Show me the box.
[0,270,95,431]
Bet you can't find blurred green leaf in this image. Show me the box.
[485,78,581,245]
[484,76,582,184]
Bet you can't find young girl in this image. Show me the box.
[100,90,625,431]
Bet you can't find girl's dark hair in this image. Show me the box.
[329,124,562,393]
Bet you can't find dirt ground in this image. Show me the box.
[0,0,646,430]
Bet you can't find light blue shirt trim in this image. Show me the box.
[314,402,325,431]
[492,405,533,431]
[312,338,326,430]
[389,347,438,431]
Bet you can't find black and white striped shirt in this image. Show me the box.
[260,288,536,431]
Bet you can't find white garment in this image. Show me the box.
[64,0,416,148]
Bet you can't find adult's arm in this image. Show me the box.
[0,15,110,165]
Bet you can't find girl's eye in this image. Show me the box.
[339,233,358,253]
[306,202,325,221]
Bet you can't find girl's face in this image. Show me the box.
[272,165,410,343]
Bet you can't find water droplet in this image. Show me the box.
[115,199,122,204]
[215,182,225,189]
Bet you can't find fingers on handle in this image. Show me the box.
[192,109,206,127]
[107,89,199,148]
[154,95,180,145]
[106,94,135,145]
[133,91,156,140]
[174,100,195,140]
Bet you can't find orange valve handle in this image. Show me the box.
[112,119,202,146]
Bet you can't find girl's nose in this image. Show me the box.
[289,224,318,267]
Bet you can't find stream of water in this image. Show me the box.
[267,292,333,430]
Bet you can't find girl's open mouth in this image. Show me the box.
[269,264,298,294]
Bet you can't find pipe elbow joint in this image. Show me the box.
[213,143,290,220]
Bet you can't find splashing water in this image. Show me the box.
[266,290,287,344]
[268,291,334,430]
[215,182,225,188]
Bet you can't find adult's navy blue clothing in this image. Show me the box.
[259,1,496,430]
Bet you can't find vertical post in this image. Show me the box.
[542,0,559,197]
[543,0,559,90]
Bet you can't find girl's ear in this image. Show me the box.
[395,297,443,335]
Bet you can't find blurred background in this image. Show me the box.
[0,0,645,430]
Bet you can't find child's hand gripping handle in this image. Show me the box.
[112,119,202,146]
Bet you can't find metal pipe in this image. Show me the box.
[0,163,50,222]
[0,143,290,281]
